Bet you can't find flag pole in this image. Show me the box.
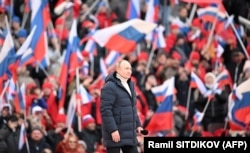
[16,83,30,153]
[82,0,100,20]
[185,86,192,121]
[239,16,250,28]
[9,0,13,24]
[201,4,220,59]
[76,67,82,132]
[21,13,29,29]
[0,80,10,100]
[189,98,211,137]
[188,4,197,25]
[146,45,154,71]
[37,62,50,77]
[226,13,249,59]
[139,43,154,86]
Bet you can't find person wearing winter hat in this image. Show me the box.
[78,140,87,153]
[11,16,21,36]
[77,114,102,153]
[184,51,206,80]
[195,72,230,133]
[82,114,96,129]
[15,28,27,49]
[29,105,52,131]
[0,103,12,129]
[45,114,67,153]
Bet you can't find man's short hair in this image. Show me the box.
[6,114,18,122]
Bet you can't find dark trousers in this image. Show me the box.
[106,145,138,153]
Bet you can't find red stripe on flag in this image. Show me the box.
[105,35,137,54]
[146,112,173,131]
[34,34,46,62]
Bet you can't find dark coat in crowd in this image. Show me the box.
[195,86,230,131]
[100,72,141,148]
[77,128,102,153]
[0,124,20,153]
[20,137,51,153]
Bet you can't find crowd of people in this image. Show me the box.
[0,0,250,153]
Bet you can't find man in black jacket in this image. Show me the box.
[100,59,144,153]
[0,114,19,153]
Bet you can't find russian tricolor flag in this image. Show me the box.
[79,85,93,105]
[193,109,204,126]
[104,50,121,67]
[40,32,50,69]
[66,90,77,129]
[190,72,207,95]
[151,78,172,103]
[18,123,27,151]
[15,83,26,113]
[58,19,80,113]
[92,19,157,54]
[145,0,159,23]
[151,25,166,51]
[229,79,250,129]
[0,28,15,78]
[197,4,226,23]
[126,0,140,20]
[16,26,37,67]
[5,77,16,101]
[99,57,108,79]
[215,69,232,89]
[80,60,89,77]
[146,77,175,132]
[19,0,50,66]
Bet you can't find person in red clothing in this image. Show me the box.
[56,132,83,153]
[163,24,179,53]
[184,51,206,81]
[95,1,117,29]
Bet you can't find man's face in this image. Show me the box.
[31,130,43,141]
[117,61,132,79]
[1,107,10,117]
[179,8,188,18]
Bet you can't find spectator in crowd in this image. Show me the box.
[11,16,21,37]
[55,132,82,153]
[20,126,52,153]
[185,51,206,80]
[15,28,27,49]
[45,114,67,152]
[0,104,12,129]
[224,49,246,84]
[170,6,190,35]
[0,114,19,153]
[95,1,117,29]
[78,140,87,153]
[77,114,102,153]
[238,60,250,85]
[195,72,229,133]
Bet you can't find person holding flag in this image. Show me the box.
[195,72,230,134]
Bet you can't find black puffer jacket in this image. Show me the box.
[100,71,141,147]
